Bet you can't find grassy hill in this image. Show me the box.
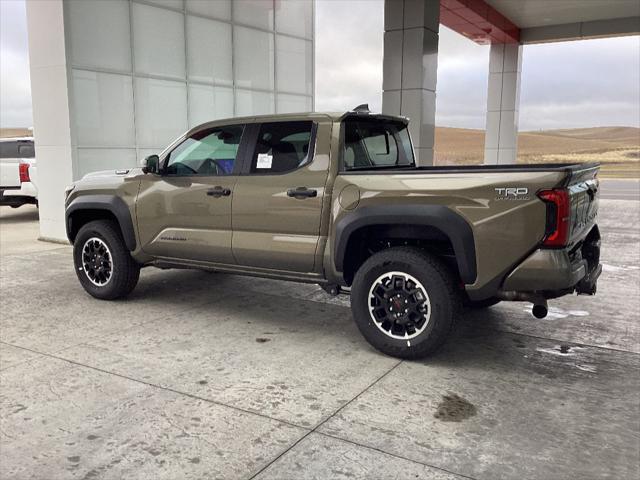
[0,128,32,138]
[434,126,640,177]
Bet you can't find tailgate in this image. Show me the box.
[0,158,21,188]
[565,163,599,247]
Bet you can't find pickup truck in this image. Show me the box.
[64,108,601,359]
[0,137,38,208]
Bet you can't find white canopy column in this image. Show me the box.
[382,0,440,166]
[484,42,523,165]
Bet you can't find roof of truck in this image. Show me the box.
[188,106,408,137]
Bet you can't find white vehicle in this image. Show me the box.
[0,137,38,208]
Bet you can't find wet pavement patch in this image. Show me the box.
[434,394,477,422]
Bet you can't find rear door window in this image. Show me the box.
[249,121,314,174]
[342,119,414,170]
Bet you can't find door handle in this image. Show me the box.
[287,187,318,199]
[206,186,231,197]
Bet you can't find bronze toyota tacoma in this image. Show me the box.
[65,107,601,358]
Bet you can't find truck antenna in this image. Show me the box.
[352,104,370,113]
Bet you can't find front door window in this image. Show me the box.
[165,125,244,176]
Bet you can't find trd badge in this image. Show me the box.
[495,187,530,200]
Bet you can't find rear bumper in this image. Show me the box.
[1,182,37,198]
[502,226,601,296]
[575,263,602,295]
[0,184,38,207]
[503,249,587,291]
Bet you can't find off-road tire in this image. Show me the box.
[73,220,140,300]
[351,247,460,359]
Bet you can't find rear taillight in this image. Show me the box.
[19,163,30,183]
[538,188,570,248]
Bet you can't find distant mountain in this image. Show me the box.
[434,126,640,166]
[0,128,32,139]
[527,127,640,143]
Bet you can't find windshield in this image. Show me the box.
[342,118,414,170]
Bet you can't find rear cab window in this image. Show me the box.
[342,118,414,170]
[0,140,35,159]
[249,121,315,174]
[18,143,35,158]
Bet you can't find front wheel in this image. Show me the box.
[73,220,140,300]
[351,247,460,359]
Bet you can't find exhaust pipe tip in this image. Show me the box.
[532,303,548,319]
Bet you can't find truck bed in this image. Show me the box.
[342,162,599,175]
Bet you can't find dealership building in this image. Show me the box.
[25,0,639,241]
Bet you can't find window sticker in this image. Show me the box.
[256,153,273,169]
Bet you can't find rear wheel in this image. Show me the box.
[351,247,460,359]
[73,220,140,300]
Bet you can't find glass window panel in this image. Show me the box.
[142,0,184,10]
[275,0,312,38]
[72,70,135,147]
[277,94,311,113]
[0,142,18,158]
[186,0,231,20]
[233,0,274,30]
[186,16,232,85]
[76,148,137,178]
[235,89,274,116]
[189,85,234,127]
[166,125,243,176]
[68,0,131,71]
[0,140,34,158]
[342,119,415,170]
[234,27,274,90]
[135,77,188,148]
[133,3,185,79]
[276,36,312,95]
[250,121,313,173]
[18,143,35,158]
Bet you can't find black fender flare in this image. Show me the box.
[65,195,137,251]
[333,204,477,284]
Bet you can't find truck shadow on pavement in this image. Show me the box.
[0,205,39,224]
[127,268,591,374]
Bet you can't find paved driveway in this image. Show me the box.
[0,201,638,479]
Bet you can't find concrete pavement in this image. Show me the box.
[0,200,638,479]
[0,205,68,256]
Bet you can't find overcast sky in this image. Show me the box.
[315,0,640,130]
[1,0,639,131]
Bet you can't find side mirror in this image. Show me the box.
[141,154,160,174]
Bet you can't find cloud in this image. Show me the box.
[1,0,32,128]
[434,26,490,128]
[316,0,640,129]
[315,0,384,112]
[519,35,640,130]
[1,0,639,131]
